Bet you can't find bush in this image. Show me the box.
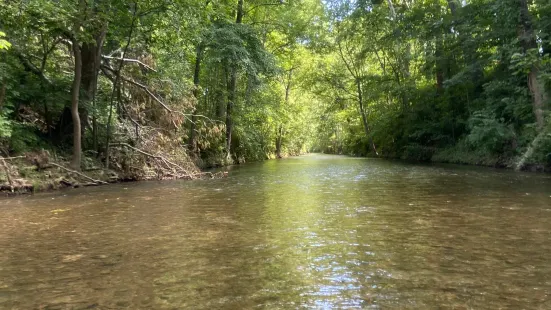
[466,111,515,154]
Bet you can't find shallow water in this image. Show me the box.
[1,154,551,309]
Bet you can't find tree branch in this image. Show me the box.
[110,142,196,179]
[50,162,108,184]
[101,55,157,72]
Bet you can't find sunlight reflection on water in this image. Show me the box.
[1,155,551,308]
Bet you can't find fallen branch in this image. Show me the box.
[0,156,26,160]
[101,55,157,72]
[101,64,223,126]
[50,163,108,185]
[515,130,548,171]
[109,143,196,179]
[123,78,174,113]
[122,77,224,125]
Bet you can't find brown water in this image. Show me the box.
[1,154,551,309]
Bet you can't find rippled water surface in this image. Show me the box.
[1,154,551,309]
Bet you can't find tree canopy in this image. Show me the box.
[0,0,549,173]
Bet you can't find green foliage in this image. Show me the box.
[305,0,551,169]
[432,140,505,167]
[0,114,12,138]
[9,123,45,153]
[0,31,11,50]
[466,111,515,154]
[1,0,550,172]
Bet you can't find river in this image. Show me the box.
[1,154,551,309]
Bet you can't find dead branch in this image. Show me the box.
[123,78,174,113]
[101,64,223,126]
[101,55,157,72]
[515,129,547,171]
[0,156,26,160]
[123,77,224,125]
[50,162,108,184]
[109,143,196,179]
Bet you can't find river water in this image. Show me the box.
[1,154,551,309]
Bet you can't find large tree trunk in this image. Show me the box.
[519,0,547,130]
[70,40,83,170]
[528,67,546,130]
[81,26,107,153]
[225,0,244,160]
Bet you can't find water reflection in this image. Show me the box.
[1,154,551,308]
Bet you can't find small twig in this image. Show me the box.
[50,162,108,184]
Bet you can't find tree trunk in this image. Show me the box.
[356,79,378,155]
[275,68,293,158]
[236,0,244,24]
[81,26,107,153]
[275,125,283,158]
[528,67,546,130]
[519,0,547,131]
[0,83,5,111]
[447,0,458,15]
[225,0,244,159]
[386,0,396,18]
[401,43,410,110]
[435,38,444,91]
[70,40,83,170]
[105,4,137,169]
[189,44,204,153]
[226,67,237,159]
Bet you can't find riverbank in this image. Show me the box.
[0,156,113,196]
[0,151,230,196]
[0,148,297,196]
[398,143,550,172]
[334,144,550,173]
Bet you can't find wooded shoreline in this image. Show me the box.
[2,150,548,197]
[1,0,550,192]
